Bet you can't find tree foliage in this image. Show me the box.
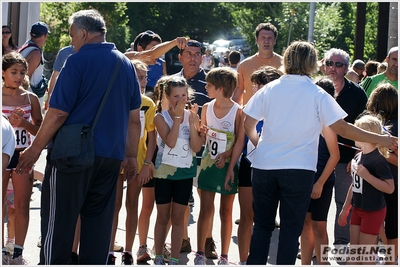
[40,2,129,58]
[40,2,381,63]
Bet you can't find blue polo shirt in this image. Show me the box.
[50,42,141,160]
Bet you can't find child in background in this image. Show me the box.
[366,83,398,264]
[300,78,340,264]
[108,59,157,265]
[136,75,171,263]
[2,51,42,264]
[224,66,282,265]
[338,115,394,264]
[195,67,242,265]
[153,76,203,265]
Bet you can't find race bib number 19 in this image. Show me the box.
[206,129,227,159]
[161,138,193,168]
[351,159,363,194]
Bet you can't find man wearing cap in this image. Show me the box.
[346,59,365,84]
[18,21,50,110]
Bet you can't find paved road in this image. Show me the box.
[16,149,345,265]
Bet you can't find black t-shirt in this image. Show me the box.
[351,149,393,211]
[315,135,335,183]
[335,78,368,163]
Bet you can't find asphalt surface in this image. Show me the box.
[14,149,346,265]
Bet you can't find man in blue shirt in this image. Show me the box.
[16,9,141,264]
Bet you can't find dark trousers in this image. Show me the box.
[39,153,121,264]
[247,168,314,265]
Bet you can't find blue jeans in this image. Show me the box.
[247,169,314,265]
[334,163,353,245]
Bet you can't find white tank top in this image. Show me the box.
[206,99,239,133]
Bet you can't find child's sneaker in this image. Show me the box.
[9,255,28,265]
[136,244,151,262]
[205,238,218,259]
[217,256,229,265]
[181,238,192,252]
[154,256,165,265]
[163,244,171,263]
[168,258,179,265]
[194,253,207,265]
[107,254,116,265]
[121,252,133,265]
[2,251,10,265]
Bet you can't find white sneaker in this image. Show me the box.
[194,253,207,265]
[217,256,229,265]
[136,244,151,262]
[2,252,10,265]
[9,255,28,265]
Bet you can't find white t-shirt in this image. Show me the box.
[243,74,347,171]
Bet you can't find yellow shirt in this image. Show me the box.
[137,95,156,172]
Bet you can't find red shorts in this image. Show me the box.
[350,207,386,235]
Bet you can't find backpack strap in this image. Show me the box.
[17,41,43,66]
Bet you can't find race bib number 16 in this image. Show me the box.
[206,129,227,159]
[161,138,193,168]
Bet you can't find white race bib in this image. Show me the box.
[140,110,145,138]
[161,138,193,168]
[206,129,227,159]
[14,127,30,149]
[351,159,363,194]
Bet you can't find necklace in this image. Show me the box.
[3,85,17,90]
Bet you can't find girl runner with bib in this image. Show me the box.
[2,51,42,264]
[338,115,394,264]
[195,67,242,265]
[152,76,203,265]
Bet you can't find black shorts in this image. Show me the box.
[238,156,252,187]
[6,150,22,170]
[142,178,155,188]
[154,178,193,205]
[384,184,398,239]
[307,181,334,221]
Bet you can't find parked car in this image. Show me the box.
[229,38,251,57]
[211,39,236,59]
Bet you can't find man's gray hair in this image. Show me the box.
[324,48,350,67]
[69,9,106,35]
[387,46,398,58]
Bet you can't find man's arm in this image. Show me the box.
[124,37,188,63]
[122,108,141,184]
[330,119,398,151]
[15,108,69,174]
[232,68,244,105]
[45,70,60,110]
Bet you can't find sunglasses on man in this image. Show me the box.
[325,60,345,68]
[180,40,203,55]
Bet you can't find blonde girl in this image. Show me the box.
[153,76,203,265]
[338,115,394,264]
